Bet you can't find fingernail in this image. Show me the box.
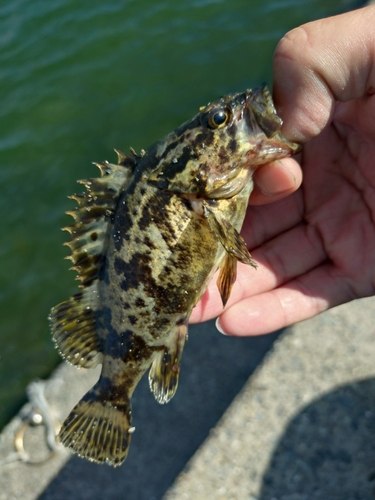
[215,317,227,335]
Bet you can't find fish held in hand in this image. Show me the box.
[49,85,299,466]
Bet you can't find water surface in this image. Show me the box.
[0,0,357,428]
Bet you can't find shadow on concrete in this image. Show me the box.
[259,378,375,500]
[38,320,280,500]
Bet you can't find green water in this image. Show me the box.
[0,0,357,429]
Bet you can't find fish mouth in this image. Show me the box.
[242,86,301,161]
[245,131,301,168]
[266,132,302,155]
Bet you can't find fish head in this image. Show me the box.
[148,85,300,198]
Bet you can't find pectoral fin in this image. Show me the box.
[203,203,257,267]
[203,203,257,307]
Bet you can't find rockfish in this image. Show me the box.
[49,85,299,466]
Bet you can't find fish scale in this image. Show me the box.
[49,85,300,466]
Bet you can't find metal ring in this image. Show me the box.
[14,412,60,466]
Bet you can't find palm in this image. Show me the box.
[191,94,375,335]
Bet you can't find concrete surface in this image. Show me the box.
[1,297,375,499]
[0,320,278,499]
[165,297,375,500]
[0,362,98,500]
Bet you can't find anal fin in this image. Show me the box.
[148,325,187,404]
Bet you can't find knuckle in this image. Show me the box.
[274,25,311,64]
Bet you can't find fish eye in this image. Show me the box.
[202,106,232,130]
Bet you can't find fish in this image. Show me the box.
[49,85,300,466]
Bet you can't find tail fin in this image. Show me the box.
[59,385,133,467]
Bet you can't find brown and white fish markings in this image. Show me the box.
[49,85,300,466]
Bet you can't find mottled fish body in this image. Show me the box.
[50,86,299,466]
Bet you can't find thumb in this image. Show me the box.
[273,5,375,143]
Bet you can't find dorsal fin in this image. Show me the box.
[63,160,133,287]
[50,157,136,368]
[114,149,139,167]
[50,288,103,368]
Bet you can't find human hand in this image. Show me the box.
[190,6,375,336]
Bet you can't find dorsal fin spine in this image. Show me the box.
[50,157,135,369]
